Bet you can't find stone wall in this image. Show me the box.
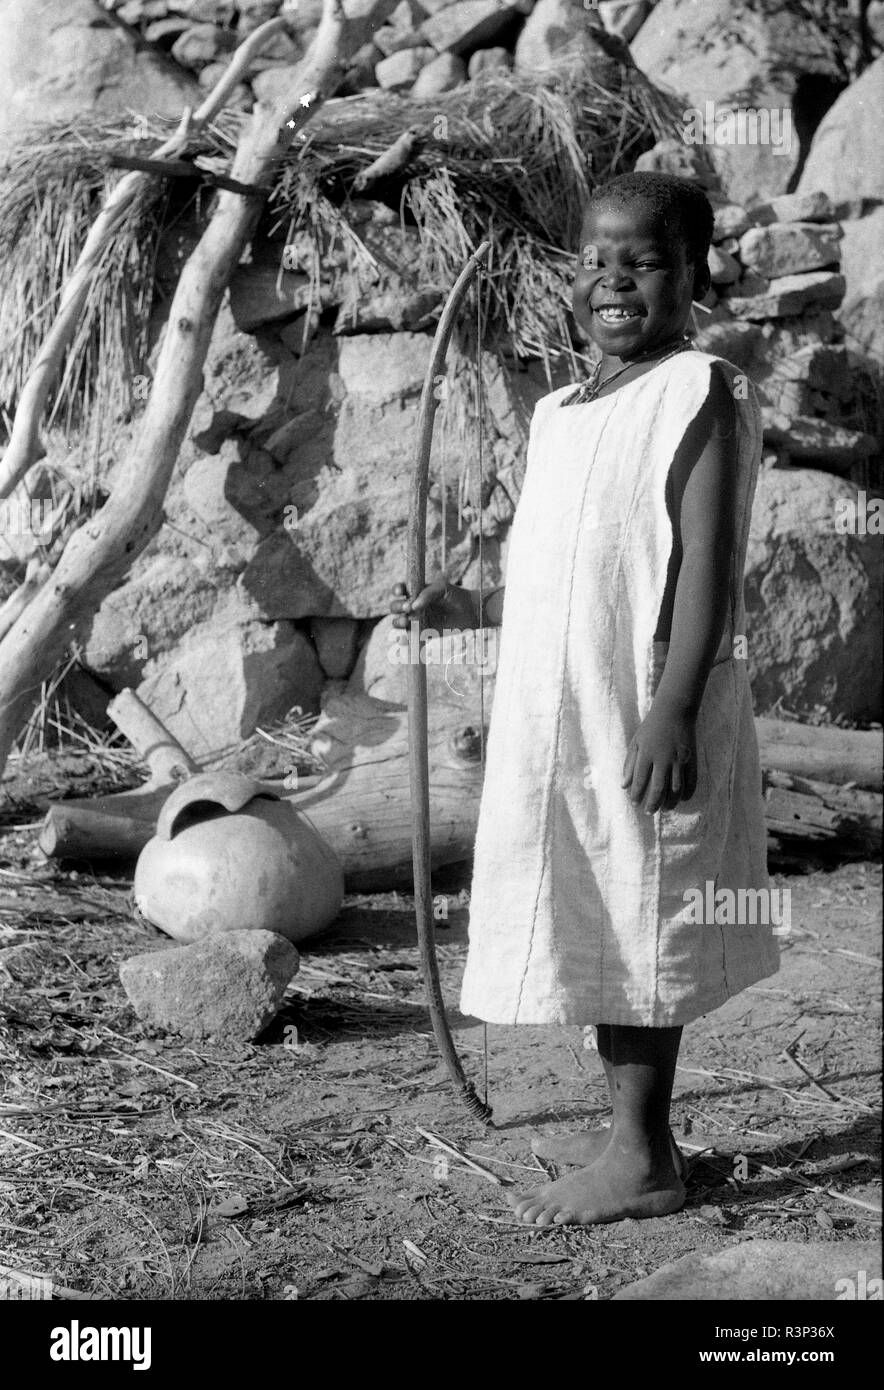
[1,0,881,751]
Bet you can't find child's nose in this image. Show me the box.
[600,267,633,290]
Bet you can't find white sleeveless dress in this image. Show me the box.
[460,350,780,1028]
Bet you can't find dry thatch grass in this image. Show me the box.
[0,66,682,431]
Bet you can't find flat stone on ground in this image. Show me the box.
[120,930,300,1042]
[614,1240,882,1300]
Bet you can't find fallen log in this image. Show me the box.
[763,769,882,859]
[38,692,487,886]
[755,718,882,791]
[38,702,882,877]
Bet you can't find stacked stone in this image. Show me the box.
[108,0,662,106]
[634,143,878,478]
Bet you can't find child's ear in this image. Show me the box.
[692,256,711,302]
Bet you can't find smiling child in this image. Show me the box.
[391,171,780,1225]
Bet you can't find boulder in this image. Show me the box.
[232,333,542,620]
[797,55,884,204]
[738,222,842,278]
[333,285,441,333]
[228,265,315,332]
[633,138,721,191]
[310,617,361,678]
[707,246,739,286]
[771,344,853,402]
[712,203,751,242]
[468,46,513,77]
[727,271,845,320]
[83,554,219,687]
[631,0,843,205]
[0,0,200,163]
[597,0,649,43]
[170,23,236,67]
[744,467,883,722]
[614,1240,882,1301]
[119,931,299,1042]
[166,1,235,20]
[514,0,621,76]
[411,51,468,95]
[348,613,498,706]
[761,412,876,473]
[421,0,521,55]
[834,207,884,377]
[692,320,765,375]
[376,46,436,86]
[375,0,428,55]
[751,190,836,224]
[136,602,325,759]
[252,60,316,104]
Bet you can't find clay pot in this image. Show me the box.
[134,772,343,943]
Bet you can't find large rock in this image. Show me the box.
[797,55,884,205]
[738,222,842,279]
[836,207,884,374]
[752,191,836,225]
[421,1,521,55]
[411,51,468,95]
[761,413,876,473]
[745,467,883,722]
[514,0,622,76]
[376,46,436,86]
[84,554,220,687]
[136,599,325,759]
[631,0,843,205]
[119,931,299,1042]
[633,137,721,191]
[727,271,845,320]
[468,46,513,77]
[0,0,200,162]
[237,334,549,619]
[614,1240,882,1301]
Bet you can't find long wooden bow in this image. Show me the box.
[407,239,493,1125]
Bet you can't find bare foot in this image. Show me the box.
[509,1141,686,1227]
[532,1126,688,1181]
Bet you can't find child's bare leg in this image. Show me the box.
[509,1025,686,1226]
[532,1023,687,1177]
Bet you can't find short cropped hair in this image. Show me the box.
[585,172,715,268]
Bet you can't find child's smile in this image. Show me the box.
[573,203,708,365]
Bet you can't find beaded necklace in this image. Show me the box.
[561,333,693,407]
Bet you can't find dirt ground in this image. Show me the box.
[0,757,880,1302]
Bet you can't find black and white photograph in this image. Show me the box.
[0,0,880,1347]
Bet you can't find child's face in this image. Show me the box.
[572,200,709,361]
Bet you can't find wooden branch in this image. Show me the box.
[756,717,882,791]
[107,688,198,785]
[352,129,419,192]
[763,769,881,856]
[0,559,50,644]
[0,0,356,778]
[0,13,293,502]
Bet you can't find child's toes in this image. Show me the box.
[508,1189,548,1222]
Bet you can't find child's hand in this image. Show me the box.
[389,577,477,632]
[621,699,698,814]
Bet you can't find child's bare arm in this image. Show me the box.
[655,365,737,718]
[622,365,738,812]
